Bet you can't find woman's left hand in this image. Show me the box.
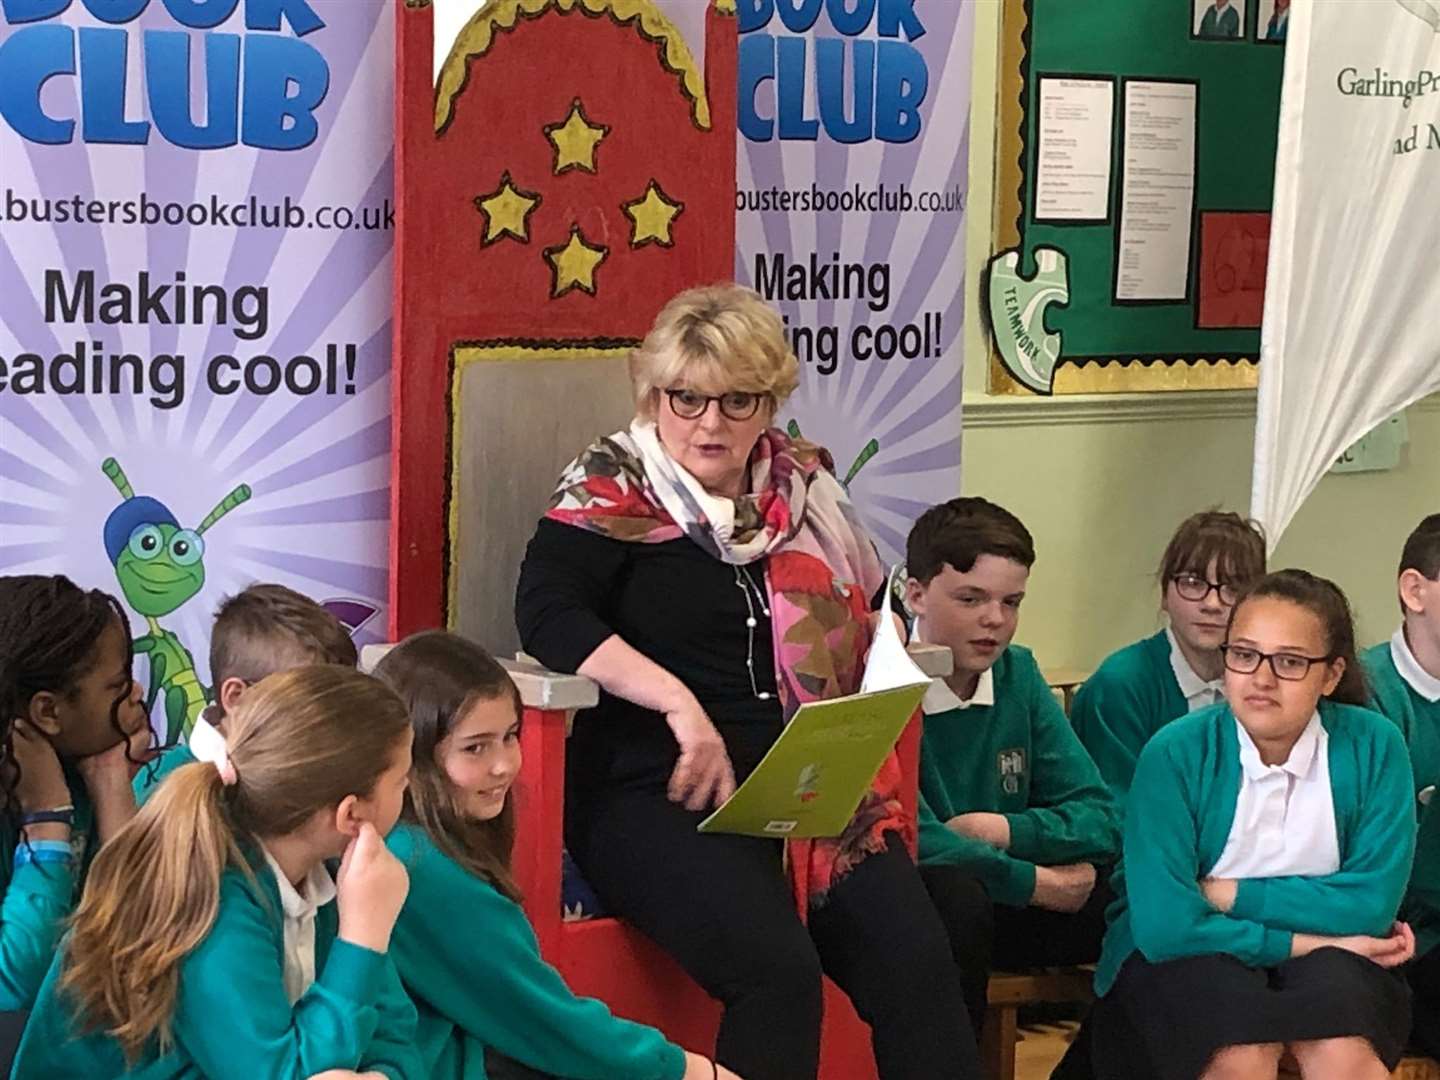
[868,610,908,642]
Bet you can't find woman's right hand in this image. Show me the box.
[664,698,736,812]
[12,720,71,812]
[682,1052,744,1080]
[336,822,409,954]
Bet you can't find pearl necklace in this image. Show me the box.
[733,564,774,702]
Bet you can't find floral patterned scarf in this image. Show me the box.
[547,421,906,907]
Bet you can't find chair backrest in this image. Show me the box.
[448,352,636,656]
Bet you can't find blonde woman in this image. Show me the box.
[516,284,974,1080]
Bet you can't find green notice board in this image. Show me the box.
[986,0,1286,395]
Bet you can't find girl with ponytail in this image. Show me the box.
[10,665,424,1080]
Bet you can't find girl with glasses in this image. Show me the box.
[1072,510,1267,815]
[1089,569,1416,1080]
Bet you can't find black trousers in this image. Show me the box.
[569,790,979,1080]
[1409,945,1440,1060]
[918,863,1111,1036]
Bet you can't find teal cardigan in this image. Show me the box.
[132,743,198,807]
[917,645,1120,907]
[1364,639,1440,957]
[387,824,686,1080]
[1070,630,1189,816]
[0,768,95,1011]
[11,857,424,1079]
[1095,700,1415,997]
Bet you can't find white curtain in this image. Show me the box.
[1251,0,1440,548]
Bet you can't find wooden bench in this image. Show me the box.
[981,969,1094,1080]
[979,966,1439,1080]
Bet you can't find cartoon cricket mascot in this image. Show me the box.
[100,457,251,743]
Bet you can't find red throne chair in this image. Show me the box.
[389,2,952,1075]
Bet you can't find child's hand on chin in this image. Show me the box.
[336,821,409,954]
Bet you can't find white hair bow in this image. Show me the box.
[189,715,237,787]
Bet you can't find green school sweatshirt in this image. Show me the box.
[11,855,424,1079]
[0,770,94,1010]
[132,743,198,806]
[1094,700,1415,997]
[387,824,686,1080]
[1363,639,1440,957]
[1070,630,1189,815]
[917,646,1120,908]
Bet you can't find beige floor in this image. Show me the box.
[1015,1022,1076,1080]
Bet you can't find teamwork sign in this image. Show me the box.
[735,0,971,561]
[0,1,394,744]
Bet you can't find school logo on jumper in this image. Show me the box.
[1397,0,1440,31]
[997,748,1026,796]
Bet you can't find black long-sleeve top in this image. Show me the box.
[515,518,784,802]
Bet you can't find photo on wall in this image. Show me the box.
[1193,0,1247,39]
[1255,0,1290,42]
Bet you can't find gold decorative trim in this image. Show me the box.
[436,0,711,133]
[986,0,1257,396]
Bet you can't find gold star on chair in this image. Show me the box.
[473,172,541,246]
[543,225,608,297]
[622,181,684,248]
[544,99,609,175]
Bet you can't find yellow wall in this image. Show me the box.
[961,1,1440,675]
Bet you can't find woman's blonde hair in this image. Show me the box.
[631,283,800,421]
[59,665,410,1062]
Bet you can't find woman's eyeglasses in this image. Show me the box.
[1171,573,1240,607]
[1220,644,1332,681]
[664,388,768,422]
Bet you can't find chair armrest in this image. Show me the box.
[907,642,953,679]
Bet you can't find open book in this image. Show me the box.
[698,573,931,838]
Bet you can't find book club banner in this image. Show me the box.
[0,0,394,746]
[0,0,972,745]
[734,0,971,562]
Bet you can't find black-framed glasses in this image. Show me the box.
[664,388,768,422]
[1171,573,1240,607]
[1220,644,1333,681]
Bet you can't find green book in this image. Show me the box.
[697,680,927,839]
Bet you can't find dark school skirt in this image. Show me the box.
[1091,948,1412,1080]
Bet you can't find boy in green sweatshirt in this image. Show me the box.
[134,583,357,804]
[905,498,1120,1031]
[1362,512,1440,1059]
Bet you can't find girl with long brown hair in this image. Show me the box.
[374,631,739,1080]
[10,665,424,1080]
